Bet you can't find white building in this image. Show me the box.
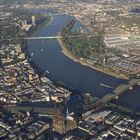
[32,16,36,26]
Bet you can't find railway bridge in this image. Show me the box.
[101,78,140,103]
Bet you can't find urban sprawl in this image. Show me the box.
[0,0,140,140]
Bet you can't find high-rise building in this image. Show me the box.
[32,16,36,26]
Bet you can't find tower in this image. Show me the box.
[103,56,107,66]
[53,110,77,134]
[53,111,65,134]
[66,107,69,116]
[32,16,36,26]
[22,20,27,27]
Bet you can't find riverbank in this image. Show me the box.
[107,103,140,117]
[57,36,129,80]
[23,15,53,74]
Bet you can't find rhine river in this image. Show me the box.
[27,13,140,112]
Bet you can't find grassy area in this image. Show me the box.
[63,34,106,64]
[61,19,106,65]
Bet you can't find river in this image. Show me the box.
[27,12,140,112]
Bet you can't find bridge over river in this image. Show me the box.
[1,34,140,41]
[101,78,140,103]
[3,78,140,116]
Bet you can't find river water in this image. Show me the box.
[27,13,140,112]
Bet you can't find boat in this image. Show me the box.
[100,83,113,89]
[45,70,49,74]
[31,52,34,57]
[41,77,50,83]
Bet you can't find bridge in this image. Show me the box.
[1,34,140,41]
[1,36,62,41]
[24,36,62,40]
[4,106,60,115]
[101,78,140,103]
[3,78,140,119]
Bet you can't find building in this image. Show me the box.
[53,111,77,134]
[22,20,27,27]
[32,16,36,26]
